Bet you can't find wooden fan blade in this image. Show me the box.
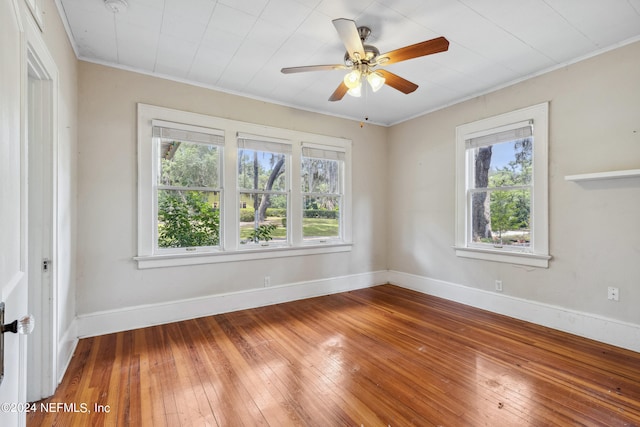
[332,18,365,61]
[377,69,418,94]
[329,82,349,102]
[281,64,347,74]
[377,36,449,66]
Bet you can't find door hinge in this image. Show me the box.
[42,258,51,273]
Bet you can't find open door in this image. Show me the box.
[0,0,31,426]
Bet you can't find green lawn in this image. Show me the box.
[240,217,338,240]
[303,218,339,237]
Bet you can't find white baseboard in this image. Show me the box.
[76,271,387,338]
[57,321,78,385]
[389,270,640,353]
[74,269,640,352]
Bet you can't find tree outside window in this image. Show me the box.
[154,126,223,250]
[470,137,532,248]
[301,147,344,242]
[237,138,289,245]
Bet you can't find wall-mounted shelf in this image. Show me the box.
[564,169,640,182]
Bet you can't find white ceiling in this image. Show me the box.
[57,0,640,126]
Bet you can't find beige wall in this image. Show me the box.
[74,33,639,331]
[76,62,388,314]
[388,41,640,324]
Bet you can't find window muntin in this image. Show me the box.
[466,125,533,251]
[153,123,223,253]
[301,146,344,242]
[455,102,549,268]
[237,136,290,247]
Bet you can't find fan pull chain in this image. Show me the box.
[360,81,369,128]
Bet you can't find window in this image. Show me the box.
[455,102,550,268]
[301,145,344,243]
[153,122,224,253]
[237,135,290,247]
[136,104,352,268]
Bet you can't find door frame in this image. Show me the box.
[24,14,59,401]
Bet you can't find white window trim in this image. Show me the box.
[454,102,551,268]
[136,103,352,269]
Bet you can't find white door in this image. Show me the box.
[0,1,30,426]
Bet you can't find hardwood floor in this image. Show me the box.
[28,285,640,426]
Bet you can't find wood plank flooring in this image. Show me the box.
[28,285,640,426]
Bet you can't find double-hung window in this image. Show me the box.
[237,135,290,247]
[152,121,224,253]
[136,104,352,268]
[301,145,345,243]
[455,102,550,267]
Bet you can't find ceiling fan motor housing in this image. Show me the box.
[344,26,380,68]
[344,45,380,66]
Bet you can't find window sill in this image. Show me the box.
[134,243,353,269]
[454,246,551,268]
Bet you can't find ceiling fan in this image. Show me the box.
[281,18,449,102]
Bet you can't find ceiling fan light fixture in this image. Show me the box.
[367,72,385,92]
[347,85,362,98]
[104,0,128,13]
[343,69,361,89]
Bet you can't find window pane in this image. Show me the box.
[157,190,220,248]
[472,137,532,190]
[239,193,287,245]
[302,158,341,194]
[158,140,220,188]
[471,189,530,248]
[303,196,340,240]
[238,149,286,191]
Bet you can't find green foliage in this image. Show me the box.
[265,208,286,218]
[161,142,220,187]
[268,196,287,210]
[247,223,277,243]
[158,191,219,248]
[240,208,256,222]
[489,190,516,239]
[302,158,340,193]
[303,209,339,219]
[157,140,221,248]
[240,208,286,223]
[487,137,532,238]
[304,195,339,211]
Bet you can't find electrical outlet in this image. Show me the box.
[264,276,271,287]
[607,286,619,301]
[495,280,503,292]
